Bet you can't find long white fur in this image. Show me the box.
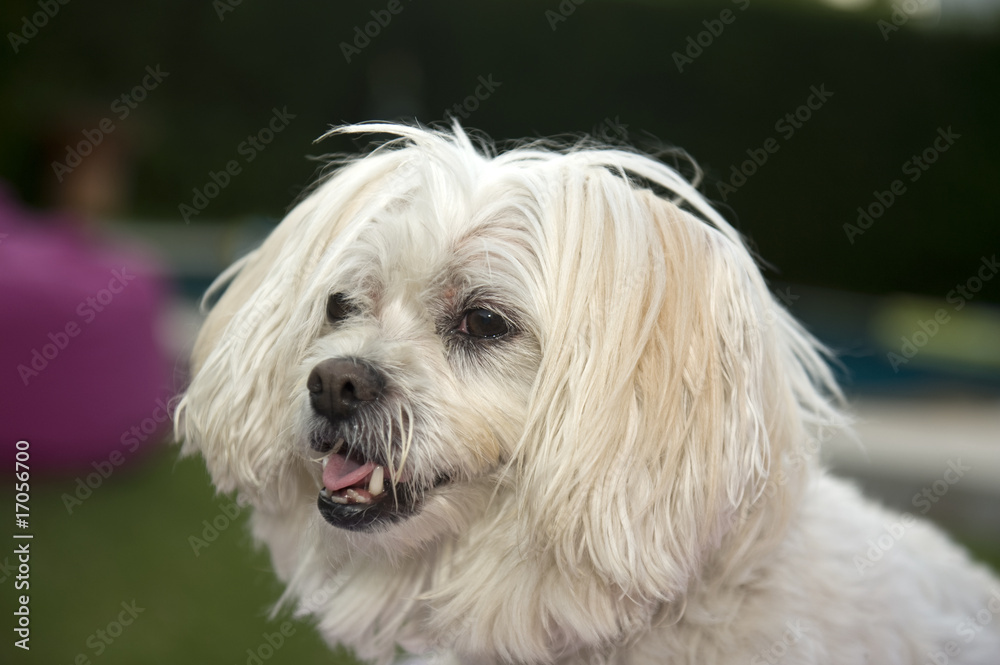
[176,122,1000,664]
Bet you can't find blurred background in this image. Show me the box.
[1,0,998,663]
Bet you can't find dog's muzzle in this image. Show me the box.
[307,357,423,531]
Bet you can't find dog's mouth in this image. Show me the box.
[313,437,446,531]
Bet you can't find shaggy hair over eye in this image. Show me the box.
[177,122,1000,665]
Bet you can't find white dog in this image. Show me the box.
[177,123,1000,664]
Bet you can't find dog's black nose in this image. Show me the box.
[307,357,384,422]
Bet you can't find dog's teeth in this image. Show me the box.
[322,455,330,469]
[321,487,349,504]
[344,489,370,504]
[369,466,384,496]
[332,438,344,455]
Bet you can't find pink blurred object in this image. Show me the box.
[0,184,174,473]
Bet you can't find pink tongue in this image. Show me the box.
[323,453,378,492]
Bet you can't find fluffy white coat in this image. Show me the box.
[177,123,1000,664]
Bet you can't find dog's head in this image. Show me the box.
[177,123,844,662]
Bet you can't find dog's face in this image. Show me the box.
[178,124,840,662]
[296,177,544,533]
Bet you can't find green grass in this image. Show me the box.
[1,443,358,665]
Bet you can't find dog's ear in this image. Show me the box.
[174,195,323,497]
[516,176,822,602]
[188,220,298,376]
[176,158,404,498]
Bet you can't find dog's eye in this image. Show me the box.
[326,292,355,324]
[458,308,510,339]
